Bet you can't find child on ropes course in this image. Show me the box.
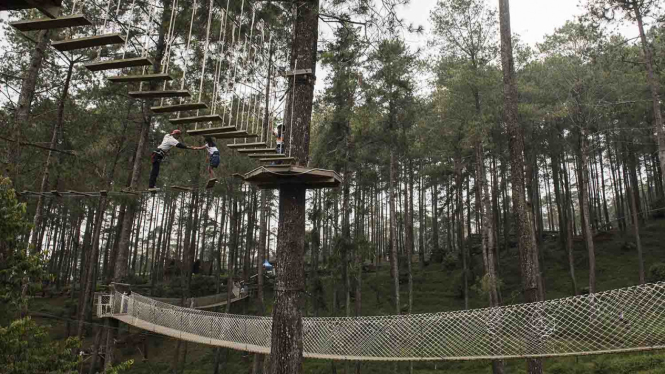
[273,123,284,155]
[148,129,205,189]
[272,123,284,165]
[203,137,220,180]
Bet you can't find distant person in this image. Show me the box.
[272,124,284,165]
[148,130,205,189]
[273,124,284,155]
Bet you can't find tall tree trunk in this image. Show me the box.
[577,131,596,294]
[632,2,665,198]
[431,179,439,262]
[253,190,268,374]
[11,30,51,184]
[29,60,74,253]
[475,144,504,374]
[268,1,319,372]
[389,150,400,315]
[498,1,543,372]
[418,165,426,268]
[455,157,468,310]
[562,157,578,296]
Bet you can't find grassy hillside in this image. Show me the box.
[31,218,665,373]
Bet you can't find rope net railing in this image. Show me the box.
[98,282,665,361]
[151,284,241,308]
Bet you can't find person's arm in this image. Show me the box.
[176,142,206,150]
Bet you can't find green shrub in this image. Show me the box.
[648,263,665,283]
[443,252,457,270]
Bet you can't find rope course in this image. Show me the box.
[7,0,336,187]
[97,283,665,361]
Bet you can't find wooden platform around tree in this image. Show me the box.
[151,102,208,114]
[236,148,276,154]
[213,131,258,139]
[10,14,90,31]
[52,33,125,52]
[129,90,190,99]
[226,142,266,149]
[0,0,62,18]
[171,114,224,125]
[108,73,172,83]
[84,57,153,72]
[237,165,341,190]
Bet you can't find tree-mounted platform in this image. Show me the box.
[151,102,208,114]
[213,131,258,139]
[236,165,341,190]
[52,33,125,52]
[186,126,236,136]
[0,0,61,18]
[226,142,266,149]
[108,73,172,83]
[236,148,276,154]
[129,90,190,99]
[171,114,224,125]
[84,57,153,72]
[10,14,90,31]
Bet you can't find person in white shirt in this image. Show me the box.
[149,129,205,189]
[202,137,220,179]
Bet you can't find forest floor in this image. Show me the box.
[31,218,665,373]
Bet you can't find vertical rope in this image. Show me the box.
[288,60,297,157]
[96,0,115,60]
[174,0,198,115]
[121,0,137,59]
[197,0,215,103]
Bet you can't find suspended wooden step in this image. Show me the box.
[236,165,341,190]
[151,102,207,114]
[128,90,190,99]
[108,73,172,83]
[84,57,153,72]
[10,14,90,31]
[52,33,125,52]
[213,131,258,139]
[0,0,61,18]
[248,153,283,159]
[171,114,223,125]
[236,148,276,154]
[187,126,236,136]
[171,185,194,192]
[226,142,266,149]
[259,157,295,164]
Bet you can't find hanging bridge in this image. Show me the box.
[97,282,665,361]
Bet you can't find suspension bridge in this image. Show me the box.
[97,282,665,361]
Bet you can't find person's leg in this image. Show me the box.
[149,153,161,188]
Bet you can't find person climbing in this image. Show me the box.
[272,124,284,165]
[273,123,284,155]
[149,129,205,189]
[202,137,220,180]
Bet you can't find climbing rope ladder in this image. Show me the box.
[97,282,665,361]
